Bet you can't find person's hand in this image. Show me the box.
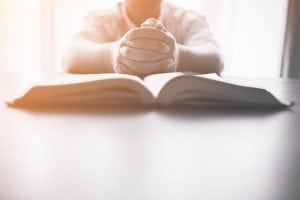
[113,18,178,77]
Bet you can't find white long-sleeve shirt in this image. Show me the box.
[76,2,218,47]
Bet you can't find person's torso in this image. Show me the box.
[88,2,205,44]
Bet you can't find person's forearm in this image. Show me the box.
[62,39,117,74]
[177,44,224,74]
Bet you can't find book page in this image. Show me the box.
[143,72,197,98]
[145,73,292,107]
[8,73,155,107]
[42,73,143,86]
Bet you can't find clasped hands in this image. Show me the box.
[114,18,178,77]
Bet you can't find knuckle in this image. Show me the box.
[114,64,123,73]
[159,42,170,53]
[120,38,129,47]
[120,47,129,57]
[165,58,175,68]
[116,54,123,63]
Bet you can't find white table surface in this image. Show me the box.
[0,72,299,200]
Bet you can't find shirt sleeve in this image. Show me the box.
[74,11,111,43]
[181,11,218,47]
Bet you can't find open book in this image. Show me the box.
[7,72,293,108]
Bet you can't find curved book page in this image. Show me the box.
[7,74,155,107]
[145,73,293,108]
